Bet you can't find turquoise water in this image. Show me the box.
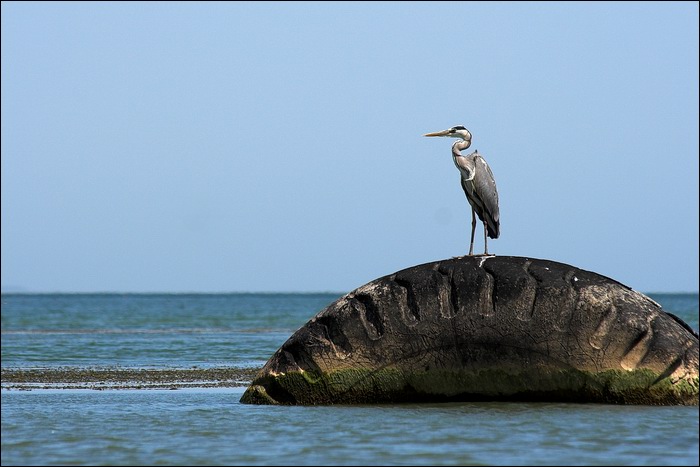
[0,293,339,368]
[2,293,699,466]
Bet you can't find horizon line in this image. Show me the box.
[2,290,698,295]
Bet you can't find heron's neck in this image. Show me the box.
[452,139,471,156]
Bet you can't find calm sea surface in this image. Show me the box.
[2,292,698,466]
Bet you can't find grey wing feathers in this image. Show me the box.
[471,156,500,238]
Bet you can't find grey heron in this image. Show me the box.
[424,125,500,256]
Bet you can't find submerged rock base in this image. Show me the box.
[241,256,699,405]
[242,367,697,406]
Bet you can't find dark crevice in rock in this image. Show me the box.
[623,326,651,357]
[482,267,497,316]
[314,315,353,355]
[393,278,421,322]
[355,293,385,337]
[652,354,685,387]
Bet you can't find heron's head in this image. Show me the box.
[423,125,472,142]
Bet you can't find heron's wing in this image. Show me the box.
[460,176,473,201]
[472,155,500,238]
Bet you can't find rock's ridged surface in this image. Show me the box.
[241,256,699,405]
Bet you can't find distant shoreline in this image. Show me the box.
[1,367,261,391]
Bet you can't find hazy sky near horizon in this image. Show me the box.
[2,2,698,293]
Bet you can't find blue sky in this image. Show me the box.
[2,2,698,293]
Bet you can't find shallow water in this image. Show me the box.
[1,292,698,465]
[2,388,698,466]
[1,293,339,368]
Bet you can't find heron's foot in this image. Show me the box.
[472,253,496,257]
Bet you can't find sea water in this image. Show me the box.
[2,293,698,465]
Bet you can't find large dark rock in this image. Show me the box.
[241,256,699,405]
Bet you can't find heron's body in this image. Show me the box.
[425,126,500,255]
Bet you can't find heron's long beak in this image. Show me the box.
[423,129,451,137]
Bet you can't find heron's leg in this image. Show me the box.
[469,208,476,256]
[483,221,489,255]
